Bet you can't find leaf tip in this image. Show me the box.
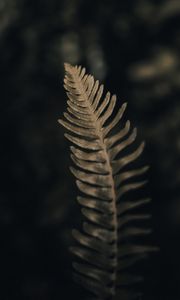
[64,62,72,71]
[123,101,128,108]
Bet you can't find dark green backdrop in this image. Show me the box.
[1,0,180,299]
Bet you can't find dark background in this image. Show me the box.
[1,0,180,299]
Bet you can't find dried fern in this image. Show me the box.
[59,63,156,300]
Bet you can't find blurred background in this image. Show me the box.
[1,0,180,299]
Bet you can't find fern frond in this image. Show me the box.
[59,63,156,300]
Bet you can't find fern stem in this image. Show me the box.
[72,67,118,297]
[99,137,118,297]
[60,64,157,300]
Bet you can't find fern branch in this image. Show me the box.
[59,63,157,300]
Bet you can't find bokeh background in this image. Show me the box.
[1,0,180,299]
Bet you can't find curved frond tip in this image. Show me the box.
[59,63,157,300]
